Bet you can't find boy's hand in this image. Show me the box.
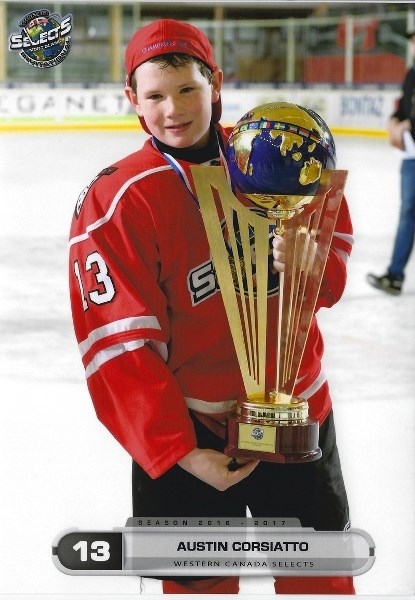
[178,448,259,491]
[272,234,286,273]
[272,231,317,273]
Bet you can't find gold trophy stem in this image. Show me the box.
[275,269,284,397]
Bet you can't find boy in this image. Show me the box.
[69,19,355,595]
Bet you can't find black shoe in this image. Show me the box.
[366,272,402,295]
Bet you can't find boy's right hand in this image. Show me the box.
[177,448,259,491]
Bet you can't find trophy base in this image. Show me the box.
[224,396,322,464]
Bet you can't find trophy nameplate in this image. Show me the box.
[191,166,347,463]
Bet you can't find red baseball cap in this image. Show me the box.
[125,19,222,133]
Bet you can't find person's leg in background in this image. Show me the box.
[367,158,415,294]
[388,159,415,282]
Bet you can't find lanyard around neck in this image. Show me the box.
[153,135,232,209]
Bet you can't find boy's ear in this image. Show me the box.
[211,69,223,103]
[125,86,143,116]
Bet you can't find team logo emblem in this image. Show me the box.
[187,207,279,306]
[251,427,264,441]
[222,208,280,296]
[9,9,72,69]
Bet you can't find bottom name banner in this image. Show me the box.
[52,518,375,578]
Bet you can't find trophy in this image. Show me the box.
[191,102,348,464]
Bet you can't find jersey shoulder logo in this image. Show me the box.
[75,166,118,218]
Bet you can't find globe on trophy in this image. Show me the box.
[191,102,348,463]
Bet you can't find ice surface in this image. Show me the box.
[0,131,414,597]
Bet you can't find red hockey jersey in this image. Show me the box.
[69,125,353,478]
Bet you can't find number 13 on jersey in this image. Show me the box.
[73,251,116,312]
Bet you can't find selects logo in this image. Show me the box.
[9,9,72,68]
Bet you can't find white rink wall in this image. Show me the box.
[0,85,400,133]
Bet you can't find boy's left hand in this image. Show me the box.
[272,231,317,274]
[272,234,286,273]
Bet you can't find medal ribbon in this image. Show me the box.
[153,133,232,208]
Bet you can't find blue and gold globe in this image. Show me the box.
[226,102,336,212]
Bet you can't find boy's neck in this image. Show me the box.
[153,124,220,164]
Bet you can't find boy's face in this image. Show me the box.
[126,60,222,149]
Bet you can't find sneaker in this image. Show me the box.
[366,272,402,295]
